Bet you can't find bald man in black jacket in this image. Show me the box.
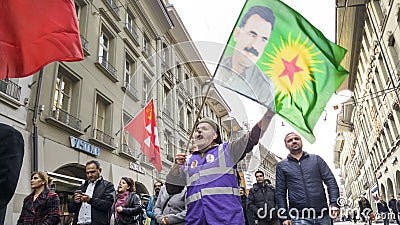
[0,123,24,225]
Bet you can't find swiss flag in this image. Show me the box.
[125,100,162,172]
[0,0,84,79]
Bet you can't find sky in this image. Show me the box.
[168,0,351,177]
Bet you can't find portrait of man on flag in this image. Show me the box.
[214,0,348,143]
[214,5,276,110]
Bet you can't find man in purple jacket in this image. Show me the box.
[167,110,275,225]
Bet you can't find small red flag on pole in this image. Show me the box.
[0,0,84,79]
[125,100,162,172]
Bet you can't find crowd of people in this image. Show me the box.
[14,159,184,225]
[3,109,346,225]
[341,194,400,225]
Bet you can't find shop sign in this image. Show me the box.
[70,136,100,156]
[129,162,145,174]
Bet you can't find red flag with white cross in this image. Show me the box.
[125,99,162,172]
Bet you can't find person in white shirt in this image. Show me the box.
[68,160,115,225]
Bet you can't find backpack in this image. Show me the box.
[134,204,147,225]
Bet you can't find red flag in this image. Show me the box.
[0,0,84,79]
[125,100,162,172]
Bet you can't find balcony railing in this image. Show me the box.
[80,35,89,53]
[143,45,150,57]
[93,128,114,146]
[98,56,117,78]
[124,81,139,100]
[0,79,21,101]
[126,23,139,44]
[178,121,185,131]
[51,107,82,130]
[121,144,138,158]
[106,0,120,16]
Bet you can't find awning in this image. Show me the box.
[370,185,378,193]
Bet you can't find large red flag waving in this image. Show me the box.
[125,100,162,172]
[0,0,84,79]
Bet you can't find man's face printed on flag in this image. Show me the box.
[233,14,273,70]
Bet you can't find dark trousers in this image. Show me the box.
[0,207,5,225]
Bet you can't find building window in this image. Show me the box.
[125,55,136,85]
[74,0,89,33]
[142,75,150,103]
[161,42,169,66]
[96,99,105,132]
[53,75,71,114]
[94,94,114,146]
[143,34,151,57]
[165,130,174,162]
[99,32,110,64]
[178,98,185,130]
[121,112,139,158]
[125,12,139,44]
[97,26,117,80]
[75,0,90,53]
[163,85,172,117]
[123,53,139,101]
[75,3,81,21]
[0,78,21,102]
[51,67,81,130]
[104,0,120,17]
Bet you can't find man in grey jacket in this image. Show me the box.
[153,186,186,225]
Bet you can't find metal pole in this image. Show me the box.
[32,68,44,172]
[184,79,213,154]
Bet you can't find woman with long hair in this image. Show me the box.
[17,171,61,225]
[113,177,143,225]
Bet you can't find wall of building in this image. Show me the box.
[336,0,400,211]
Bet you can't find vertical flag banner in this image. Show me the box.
[125,100,162,172]
[0,0,84,79]
[214,0,349,143]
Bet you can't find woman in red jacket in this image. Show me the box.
[17,171,61,225]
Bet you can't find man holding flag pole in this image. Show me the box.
[166,0,348,223]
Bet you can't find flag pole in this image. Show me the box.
[183,1,248,154]
[32,68,44,172]
[184,78,214,154]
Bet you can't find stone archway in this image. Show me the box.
[380,183,386,199]
[379,183,386,198]
[387,178,394,199]
[135,181,149,195]
[50,163,86,225]
[396,170,400,195]
[55,163,86,180]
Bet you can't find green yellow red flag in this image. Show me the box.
[213,0,348,143]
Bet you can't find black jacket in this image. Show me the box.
[247,182,276,221]
[275,152,339,219]
[389,199,398,213]
[68,177,115,225]
[113,192,142,225]
[0,124,24,225]
[377,200,389,213]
